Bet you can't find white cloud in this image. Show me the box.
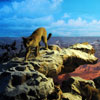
[50,20,67,27]
[67,17,100,27]
[62,13,70,18]
[50,29,71,36]
[67,17,87,27]
[51,0,63,8]
[67,18,100,36]
[0,0,63,36]
[47,17,100,36]
[89,19,100,26]
[0,0,63,18]
[0,15,54,29]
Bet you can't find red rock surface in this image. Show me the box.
[53,74,71,85]
[70,62,100,80]
[54,62,100,84]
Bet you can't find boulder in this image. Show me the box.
[61,77,96,100]
[0,70,54,100]
[69,42,95,54]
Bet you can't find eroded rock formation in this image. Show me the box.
[0,42,98,100]
[61,77,96,100]
[0,71,54,100]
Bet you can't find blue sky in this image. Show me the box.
[0,0,100,37]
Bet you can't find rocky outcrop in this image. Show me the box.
[61,77,95,100]
[48,76,97,100]
[0,43,97,77]
[69,42,95,54]
[0,70,54,100]
[0,43,98,100]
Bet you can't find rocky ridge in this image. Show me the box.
[0,42,98,100]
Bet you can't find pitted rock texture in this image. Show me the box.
[0,70,54,100]
[0,43,98,100]
[0,43,97,77]
[61,77,96,100]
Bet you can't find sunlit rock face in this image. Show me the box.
[0,43,98,100]
[21,43,97,76]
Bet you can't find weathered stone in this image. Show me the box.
[0,43,98,100]
[62,93,82,100]
[69,42,95,54]
[1,43,97,77]
[0,71,54,100]
[15,66,26,71]
[61,77,96,100]
[29,43,97,76]
[61,77,95,94]
[48,45,62,52]
[27,64,34,71]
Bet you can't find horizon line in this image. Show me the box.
[1,36,100,37]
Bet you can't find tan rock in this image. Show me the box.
[28,43,97,76]
[61,77,95,100]
[1,43,97,77]
[48,45,62,52]
[0,42,98,100]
